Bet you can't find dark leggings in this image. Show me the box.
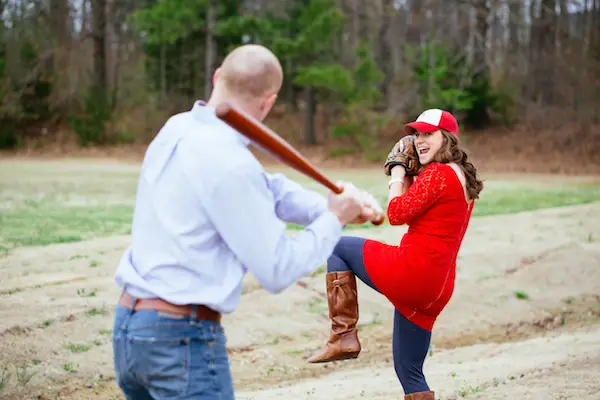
[328,236,432,395]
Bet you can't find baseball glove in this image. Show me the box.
[383,135,422,176]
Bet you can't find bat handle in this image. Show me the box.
[372,215,385,226]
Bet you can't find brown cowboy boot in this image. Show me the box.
[307,271,361,363]
[404,391,435,400]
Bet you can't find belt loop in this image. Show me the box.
[123,286,138,316]
[128,296,138,314]
[190,305,198,321]
[120,288,137,331]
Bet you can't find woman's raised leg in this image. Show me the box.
[326,236,380,292]
[307,236,379,363]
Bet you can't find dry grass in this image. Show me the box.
[2,158,600,254]
[0,158,599,399]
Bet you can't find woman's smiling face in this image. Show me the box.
[414,129,444,165]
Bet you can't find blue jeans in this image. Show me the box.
[112,303,234,400]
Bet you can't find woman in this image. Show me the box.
[307,109,484,400]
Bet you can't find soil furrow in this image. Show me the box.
[1,201,599,399]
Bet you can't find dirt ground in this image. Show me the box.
[1,192,600,399]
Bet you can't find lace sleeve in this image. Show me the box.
[387,163,449,226]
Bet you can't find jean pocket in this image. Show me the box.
[187,334,234,399]
[128,336,190,399]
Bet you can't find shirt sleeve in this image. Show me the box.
[200,164,343,294]
[264,172,328,226]
[387,163,449,226]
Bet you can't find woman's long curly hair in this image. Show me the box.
[431,130,484,200]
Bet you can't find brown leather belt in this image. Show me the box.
[119,291,221,323]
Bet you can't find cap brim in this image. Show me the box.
[403,121,439,135]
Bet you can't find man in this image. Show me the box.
[111,44,380,399]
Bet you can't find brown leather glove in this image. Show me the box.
[383,135,422,176]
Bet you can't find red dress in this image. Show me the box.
[363,162,474,332]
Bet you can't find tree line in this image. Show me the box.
[1,0,598,157]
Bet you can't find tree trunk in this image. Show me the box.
[469,0,491,128]
[160,42,166,102]
[473,0,489,75]
[0,0,5,78]
[378,0,393,109]
[285,0,297,111]
[388,6,406,113]
[508,0,523,75]
[536,0,556,105]
[339,0,353,67]
[205,0,216,100]
[91,0,108,91]
[305,87,317,145]
[350,0,361,65]
[406,0,423,46]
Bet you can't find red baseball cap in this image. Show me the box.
[404,109,459,136]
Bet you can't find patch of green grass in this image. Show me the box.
[66,343,91,353]
[514,290,530,300]
[0,160,137,255]
[85,307,108,317]
[459,384,485,397]
[77,288,98,297]
[289,174,600,230]
[310,265,325,277]
[0,201,133,254]
[472,181,600,217]
[2,160,600,254]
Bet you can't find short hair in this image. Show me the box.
[218,44,283,99]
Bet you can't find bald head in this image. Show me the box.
[217,44,283,100]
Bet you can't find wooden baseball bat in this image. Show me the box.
[214,101,384,226]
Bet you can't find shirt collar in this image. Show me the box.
[190,100,251,147]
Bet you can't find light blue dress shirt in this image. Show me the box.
[114,101,343,313]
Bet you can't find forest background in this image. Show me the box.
[1,0,599,174]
